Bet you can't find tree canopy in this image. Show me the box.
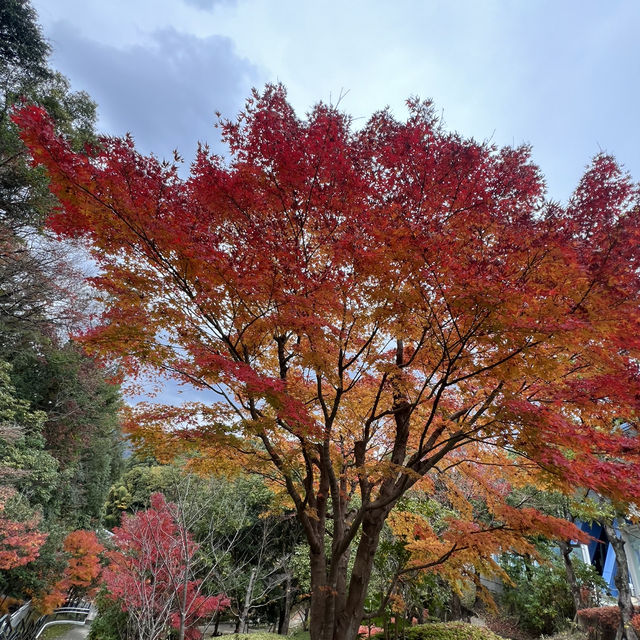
[14,84,640,640]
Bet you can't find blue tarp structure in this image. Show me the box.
[578,520,621,597]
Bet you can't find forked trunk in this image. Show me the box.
[309,513,386,640]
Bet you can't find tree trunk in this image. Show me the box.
[307,513,385,640]
[237,567,258,634]
[558,539,582,616]
[603,522,639,640]
[278,570,293,635]
[278,606,286,635]
[178,577,189,640]
[335,513,386,640]
[309,548,330,640]
[451,592,463,620]
[178,612,186,640]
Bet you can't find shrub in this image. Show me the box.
[576,606,640,640]
[87,590,129,640]
[227,635,285,640]
[483,615,532,640]
[500,552,607,636]
[372,622,504,640]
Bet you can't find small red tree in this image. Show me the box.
[103,493,229,640]
[0,488,47,570]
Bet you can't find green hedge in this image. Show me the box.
[228,623,502,640]
[226,635,288,640]
[372,622,504,640]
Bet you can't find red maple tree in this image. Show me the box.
[14,85,640,640]
[103,493,229,640]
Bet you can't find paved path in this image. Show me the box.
[56,624,90,640]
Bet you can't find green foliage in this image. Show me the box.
[0,2,96,230]
[103,463,184,528]
[11,342,121,457]
[87,589,129,640]
[34,72,96,149]
[395,491,456,531]
[192,474,302,627]
[189,472,273,539]
[404,573,453,621]
[500,551,607,636]
[9,342,124,526]
[372,622,504,640]
[0,343,124,527]
[0,0,118,530]
[0,360,60,514]
[229,635,292,640]
[0,0,49,79]
[102,465,304,632]
[367,491,454,624]
[1,80,95,229]
[1,437,59,511]
[290,541,312,593]
[0,359,46,433]
[569,496,616,525]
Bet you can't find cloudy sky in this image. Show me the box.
[32,0,639,205]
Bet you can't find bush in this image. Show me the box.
[500,552,607,636]
[87,590,128,640]
[227,635,286,640]
[372,622,504,640]
[576,606,640,640]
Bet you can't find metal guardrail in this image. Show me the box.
[0,598,92,640]
[0,602,31,638]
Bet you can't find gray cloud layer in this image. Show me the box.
[48,22,261,162]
